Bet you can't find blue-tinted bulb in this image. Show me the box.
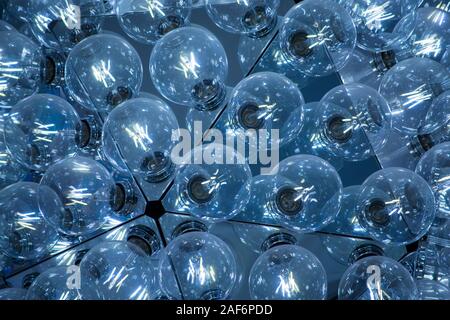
[39,156,115,237]
[0,182,60,260]
[379,57,450,135]
[357,167,435,245]
[150,26,228,110]
[102,97,179,183]
[416,279,450,300]
[26,265,82,300]
[65,33,143,113]
[249,244,327,300]
[80,241,158,300]
[4,94,82,172]
[279,0,356,77]
[159,231,237,300]
[174,144,252,222]
[0,288,28,300]
[338,256,418,300]
[317,83,391,161]
[223,71,304,148]
[116,0,192,44]
[205,0,279,37]
[0,31,43,108]
[28,0,106,52]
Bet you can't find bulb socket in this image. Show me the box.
[140,151,174,183]
[364,198,390,227]
[171,220,208,239]
[106,86,133,108]
[287,30,313,58]
[184,173,216,205]
[261,232,297,252]
[324,114,353,144]
[110,181,137,216]
[157,15,184,37]
[242,6,277,39]
[69,23,99,45]
[348,244,384,264]
[74,248,90,266]
[75,116,102,153]
[22,272,40,289]
[273,185,304,217]
[191,79,226,111]
[126,224,161,256]
[237,102,265,130]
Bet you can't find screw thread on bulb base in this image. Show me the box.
[41,51,65,86]
[261,232,297,252]
[141,151,175,183]
[126,224,161,256]
[110,181,137,216]
[246,14,278,39]
[192,81,227,111]
[348,244,384,265]
[268,185,304,218]
[171,220,208,239]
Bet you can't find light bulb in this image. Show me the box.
[0,182,60,260]
[150,26,228,110]
[205,0,279,37]
[416,279,450,300]
[116,0,192,44]
[39,156,116,237]
[379,57,450,135]
[65,33,143,113]
[0,288,28,300]
[279,0,357,77]
[173,143,252,222]
[102,97,179,183]
[249,243,327,300]
[339,0,422,53]
[26,265,82,300]
[0,19,15,31]
[223,71,304,148]
[0,30,43,108]
[159,231,237,300]
[338,256,418,300]
[317,83,391,161]
[80,240,159,300]
[268,155,342,232]
[28,0,106,52]
[3,0,30,22]
[357,167,435,245]
[415,142,450,218]
[4,94,82,172]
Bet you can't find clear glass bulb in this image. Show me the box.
[116,0,192,44]
[3,0,30,22]
[65,33,143,113]
[0,19,16,31]
[379,57,450,135]
[357,167,435,245]
[0,288,28,300]
[0,182,60,260]
[205,0,279,37]
[340,0,422,52]
[174,144,252,222]
[249,244,327,300]
[159,231,237,300]
[0,30,43,108]
[26,265,82,300]
[4,94,82,172]
[149,26,228,110]
[416,279,450,300]
[28,0,106,52]
[317,83,391,161]
[279,0,357,77]
[338,256,418,300]
[274,155,342,232]
[102,97,179,183]
[39,156,115,237]
[80,241,158,300]
[415,142,450,218]
[223,71,304,148]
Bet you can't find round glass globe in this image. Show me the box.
[205,0,279,37]
[249,244,327,300]
[416,279,450,300]
[65,33,143,113]
[102,97,179,183]
[339,0,422,52]
[26,265,82,300]
[279,0,357,77]
[223,71,304,148]
[116,0,192,44]
[39,156,115,237]
[149,26,228,110]
[0,288,28,300]
[270,155,343,233]
[0,133,29,190]
[379,57,450,135]
[357,167,435,245]
[174,144,252,222]
[318,83,391,161]
[79,241,158,300]
[4,94,82,172]
[0,31,43,108]
[28,0,106,52]
[159,232,237,300]
[0,182,60,260]
[338,256,418,300]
